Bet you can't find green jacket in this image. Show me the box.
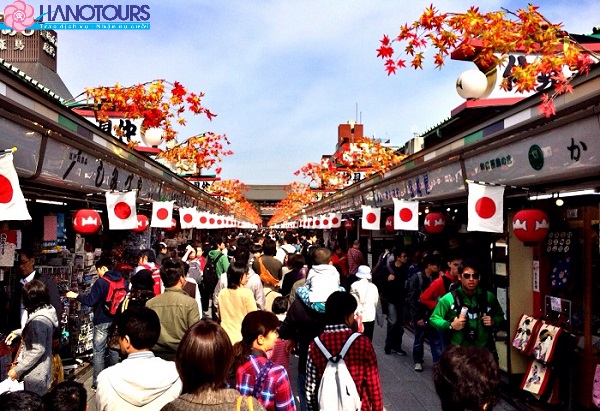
[429,287,504,348]
[207,250,230,278]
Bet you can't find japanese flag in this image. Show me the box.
[393,198,419,231]
[105,191,137,230]
[151,201,174,228]
[330,212,342,228]
[0,152,31,221]
[320,214,331,229]
[467,182,505,233]
[196,211,210,229]
[361,205,381,230]
[179,207,197,229]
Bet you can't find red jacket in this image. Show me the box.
[419,270,459,311]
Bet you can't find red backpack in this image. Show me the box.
[103,277,128,315]
[141,263,162,296]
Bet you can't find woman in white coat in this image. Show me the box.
[350,265,382,340]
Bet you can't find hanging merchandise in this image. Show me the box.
[521,359,552,396]
[392,198,419,231]
[530,322,563,364]
[0,151,32,221]
[512,209,550,243]
[512,314,542,354]
[132,215,149,232]
[467,182,504,233]
[547,231,575,289]
[424,212,445,234]
[105,191,138,230]
[72,209,101,235]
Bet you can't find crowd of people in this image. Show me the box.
[1,230,504,411]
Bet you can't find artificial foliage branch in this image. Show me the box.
[377,4,598,116]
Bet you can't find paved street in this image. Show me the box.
[77,321,519,411]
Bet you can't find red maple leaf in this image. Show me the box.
[376,45,394,59]
[205,109,217,121]
[171,81,186,98]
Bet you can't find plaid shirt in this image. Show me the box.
[236,352,296,411]
[306,325,383,411]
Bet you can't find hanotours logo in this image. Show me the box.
[2,0,151,31]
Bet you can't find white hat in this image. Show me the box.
[356,265,372,279]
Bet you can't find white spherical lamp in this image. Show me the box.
[142,127,164,147]
[456,69,488,100]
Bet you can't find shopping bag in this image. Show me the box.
[354,313,364,333]
[49,354,64,391]
[521,359,551,395]
[531,322,562,364]
[511,314,542,354]
[0,377,24,394]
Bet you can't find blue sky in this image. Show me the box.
[43,0,600,185]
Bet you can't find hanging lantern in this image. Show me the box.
[132,214,149,232]
[424,212,445,234]
[73,209,101,234]
[456,69,488,100]
[164,217,177,231]
[385,216,395,232]
[513,209,549,243]
[142,127,164,147]
[343,219,355,230]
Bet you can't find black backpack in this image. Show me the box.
[202,252,222,293]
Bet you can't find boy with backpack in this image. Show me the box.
[66,257,128,391]
[305,291,383,411]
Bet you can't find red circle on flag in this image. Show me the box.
[475,197,496,219]
[332,217,339,224]
[399,208,413,222]
[217,219,222,225]
[157,208,169,220]
[200,216,207,224]
[0,175,13,203]
[323,219,329,225]
[366,212,377,224]
[114,202,132,219]
[209,218,215,224]
[315,220,321,226]
[183,213,193,223]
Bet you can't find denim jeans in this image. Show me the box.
[385,302,405,350]
[92,322,119,386]
[297,372,307,411]
[412,319,442,364]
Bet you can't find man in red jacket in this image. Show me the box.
[419,253,462,348]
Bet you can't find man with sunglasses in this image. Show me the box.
[429,260,504,353]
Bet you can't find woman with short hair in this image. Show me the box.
[160,320,264,411]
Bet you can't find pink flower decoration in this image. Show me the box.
[4,0,35,32]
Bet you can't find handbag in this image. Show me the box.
[258,257,279,288]
[235,395,254,411]
[49,354,64,391]
[355,313,364,333]
[530,322,562,364]
[593,364,600,408]
[521,359,551,395]
[511,314,542,354]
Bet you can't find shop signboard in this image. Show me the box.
[463,114,600,186]
[373,162,464,205]
[39,138,162,200]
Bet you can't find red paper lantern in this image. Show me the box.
[165,218,177,231]
[385,216,395,232]
[512,209,549,243]
[73,209,101,234]
[343,219,355,230]
[424,212,445,234]
[132,215,149,232]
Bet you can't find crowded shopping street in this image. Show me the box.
[1,2,600,411]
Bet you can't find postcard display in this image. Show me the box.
[40,252,97,358]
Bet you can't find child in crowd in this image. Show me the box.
[270,296,291,375]
[233,311,296,411]
[295,248,344,312]
[350,265,382,341]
